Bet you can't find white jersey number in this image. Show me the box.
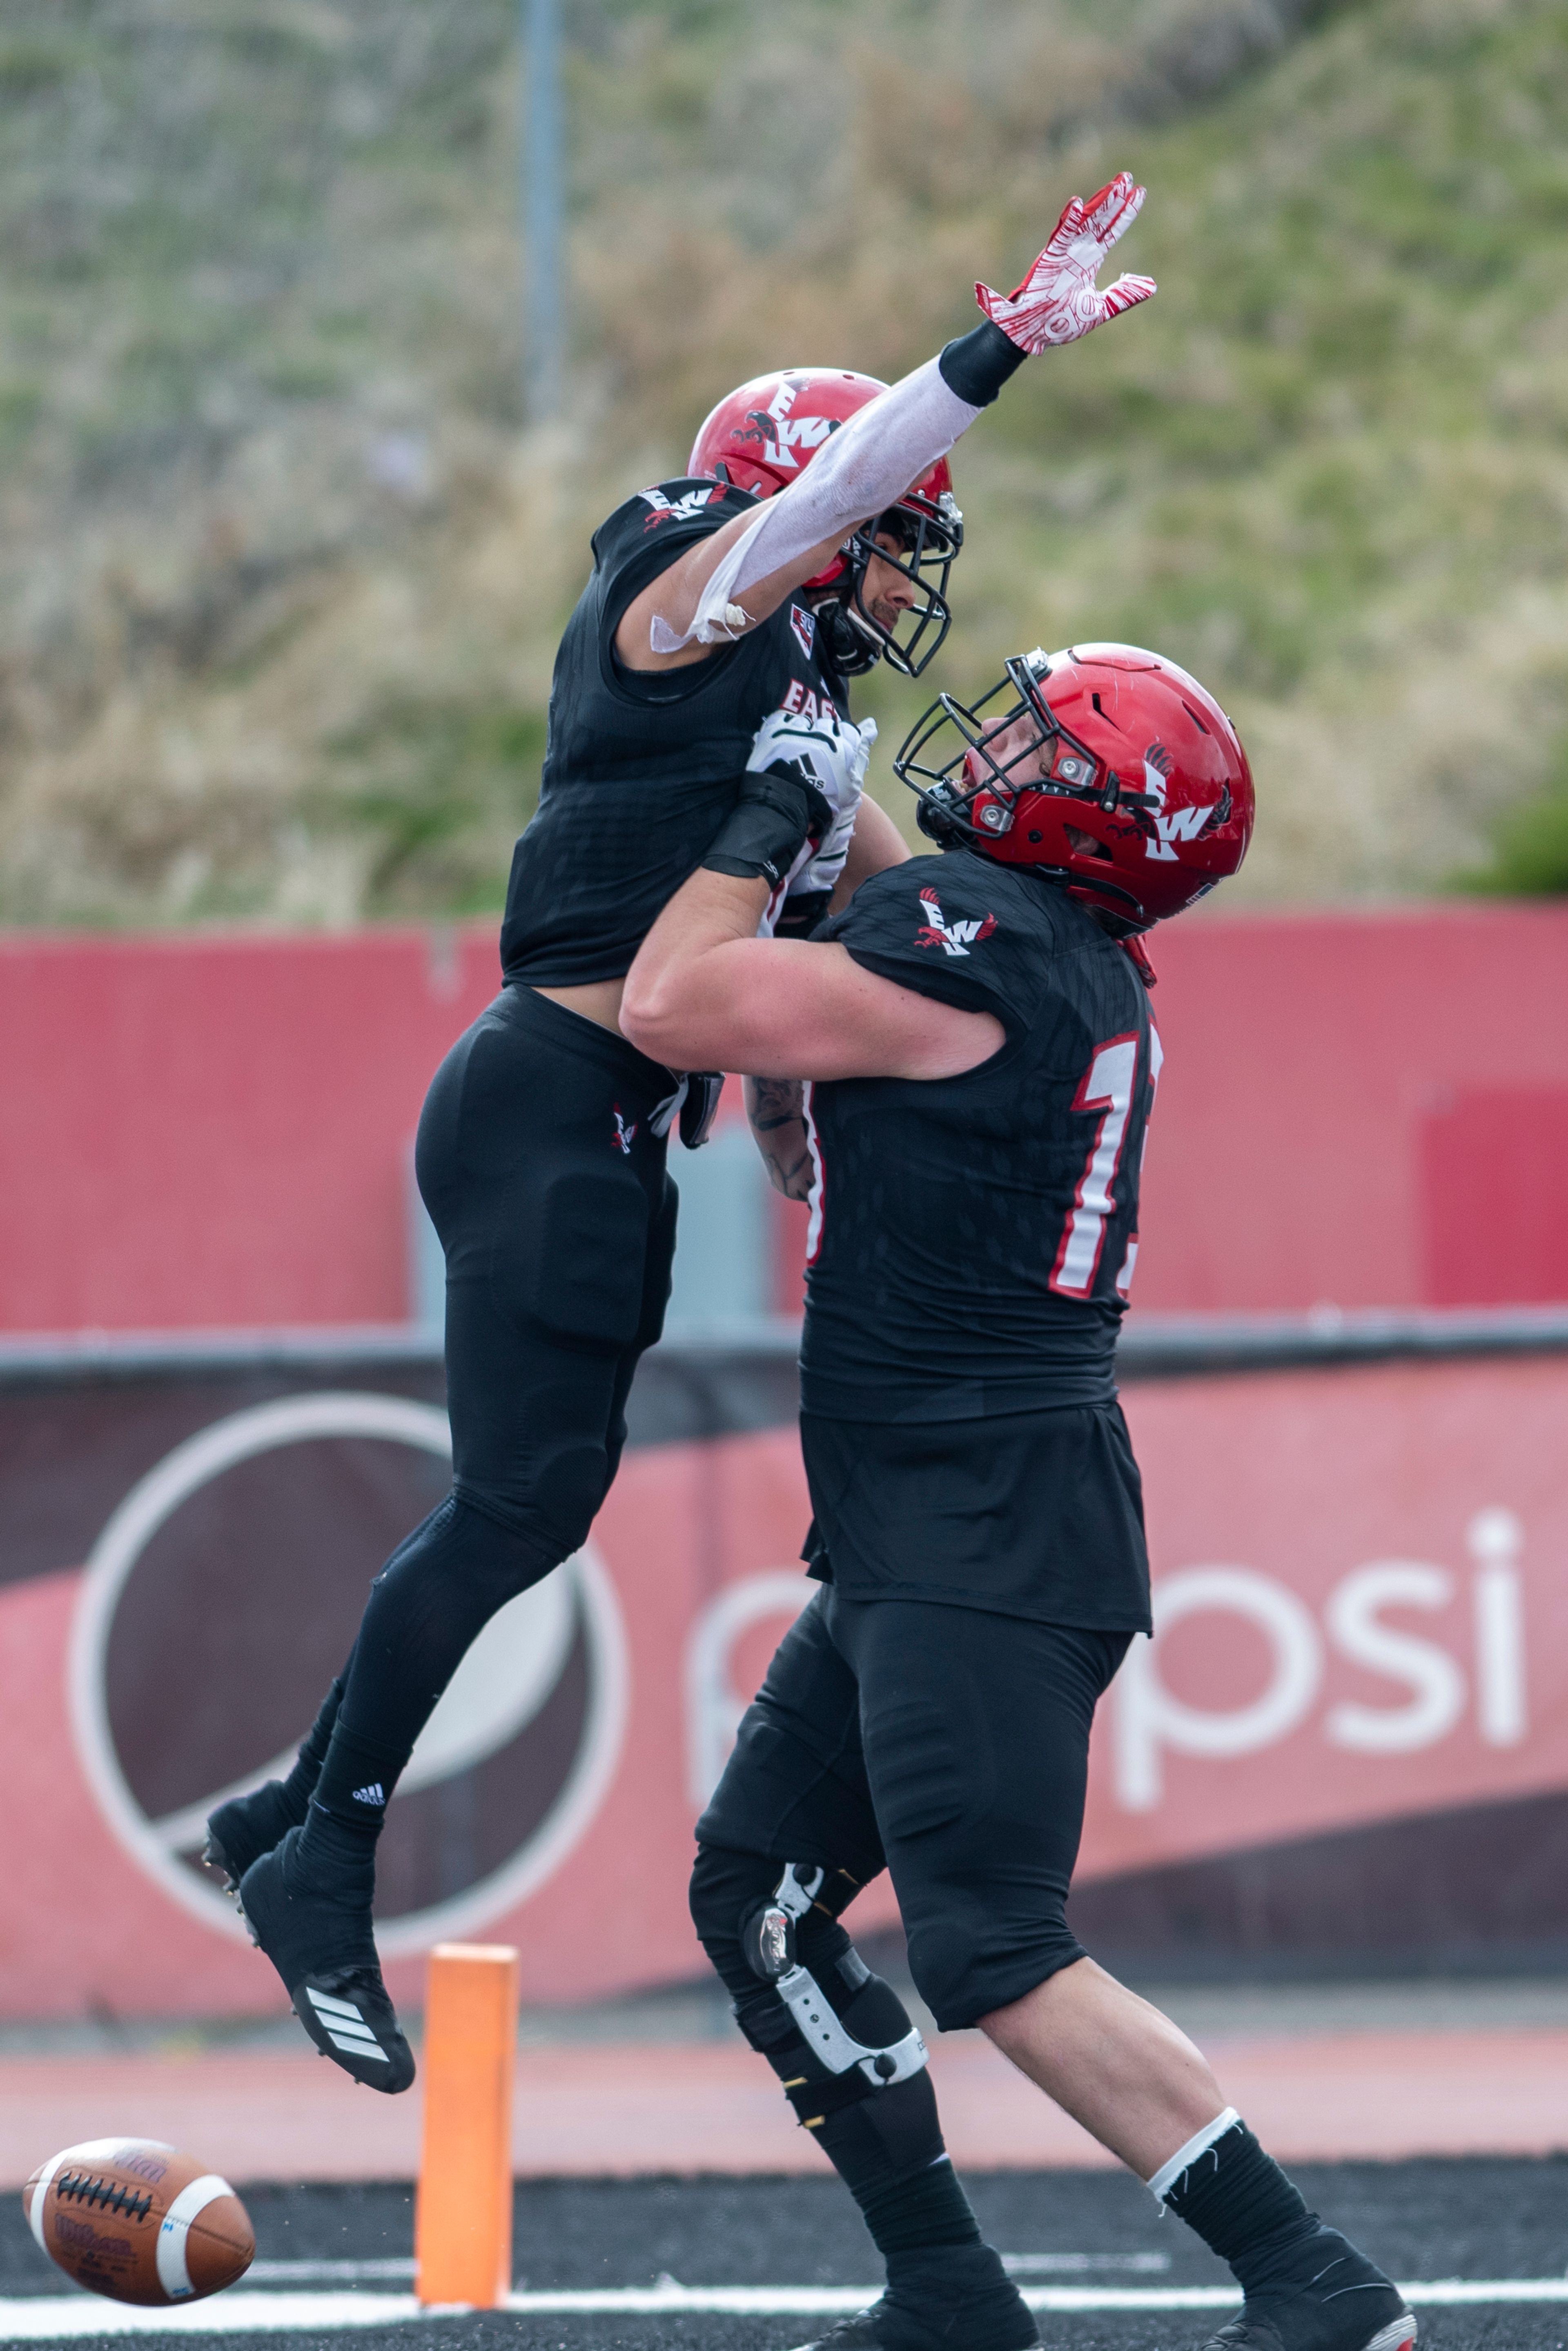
[1051,1032,1141,1298]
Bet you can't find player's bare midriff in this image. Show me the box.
[532,977,628,1035]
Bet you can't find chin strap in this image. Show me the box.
[1120,933,1157,988]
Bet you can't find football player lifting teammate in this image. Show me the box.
[206,178,1160,2090]
[621,649,1414,2351]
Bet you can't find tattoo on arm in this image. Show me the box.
[745,1076,814,1202]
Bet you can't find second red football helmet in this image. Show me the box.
[687,367,962,677]
[894,643,1254,931]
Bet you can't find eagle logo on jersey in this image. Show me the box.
[611,1105,638,1155]
[1140,741,1216,862]
[915,888,997,958]
[790,603,816,661]
[638,485,717,530]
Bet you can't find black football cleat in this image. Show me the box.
[1200,2225,1414,2351]
[288,1969,416,2093]
[791,2309,1039,2351]
[237,1828,414,2094]
[790,2255,1039,2351]
[203,1781,301,1895]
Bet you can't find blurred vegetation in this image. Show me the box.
[0,0,1566,924]
[1455,735,1568,893]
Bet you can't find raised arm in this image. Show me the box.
[616,174,1155,672]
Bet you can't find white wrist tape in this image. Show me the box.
[1146,2108,1242,2206]
[652,360,980,654]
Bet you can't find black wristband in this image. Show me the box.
[938,319,1028,407]
[702,764,834,889]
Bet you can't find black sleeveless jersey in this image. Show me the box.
[798,848,1162,1423]
[500,478,853,986]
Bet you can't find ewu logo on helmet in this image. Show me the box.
[1140,742,1216,862]
[736,408,840,471]
[68,1395,627,1954]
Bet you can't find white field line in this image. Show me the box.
[0,2293,422,2339]
[245,2263,416,2283]
[5,2277,1568,2336]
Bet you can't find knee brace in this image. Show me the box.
[692,1849,969,2252]
[724,1861,937,2172]
[743,1863,927,2096]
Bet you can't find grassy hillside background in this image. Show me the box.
[0,0,1565,926]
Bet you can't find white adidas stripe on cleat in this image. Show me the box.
[326,2030,390,2060]
[310,2008,376,2039]
[307,1989,368,2022]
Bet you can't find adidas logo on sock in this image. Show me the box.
[351,1782,385,1806]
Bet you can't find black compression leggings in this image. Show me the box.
[311,985,679,1818]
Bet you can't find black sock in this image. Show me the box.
[1161,2120,1316,2294]
[294,1719,409,1894]
[278,1664,353,1823]
[865,2161,981,2262]
[810,2073,982,2262]
[808,2088,1026,2337]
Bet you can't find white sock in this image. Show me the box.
[1145,2106,1241,2205]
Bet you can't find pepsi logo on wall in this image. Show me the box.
[68,1394,627,1954]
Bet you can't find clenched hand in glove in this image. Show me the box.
[744,707,879,937]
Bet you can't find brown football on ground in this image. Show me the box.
[22,2139,254,2306]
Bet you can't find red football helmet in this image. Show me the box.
[687,367,962,677]
[894,643,1254,931]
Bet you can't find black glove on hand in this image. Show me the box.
[701,760,835,889]
[679,1072,724,1150]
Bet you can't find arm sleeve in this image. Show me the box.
[651,359,981,652]
[594,481,759,659]
[822,861,1039,1035]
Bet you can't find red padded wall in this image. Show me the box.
[2,901,1566,1334]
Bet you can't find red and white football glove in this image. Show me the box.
[976,172,1156,354]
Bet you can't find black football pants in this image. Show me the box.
[697,1584,1130,2030]
[321,983,679,1793]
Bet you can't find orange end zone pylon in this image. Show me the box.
[414,1942,520,2307]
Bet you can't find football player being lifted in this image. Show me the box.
[205,180,1159,2091]
[621,648,1413,2351]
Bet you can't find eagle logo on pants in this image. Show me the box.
[611,1106,638,1155]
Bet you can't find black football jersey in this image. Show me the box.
[500,479,853,986]
[798,848,1161,1423]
